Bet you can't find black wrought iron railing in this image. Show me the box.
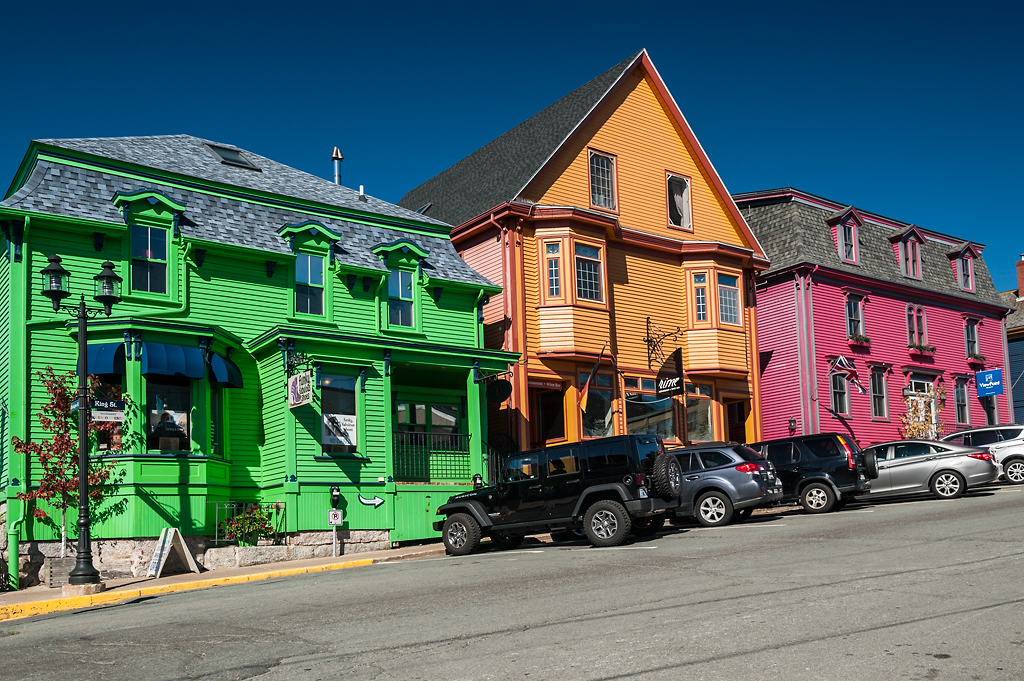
[392,431,472,482]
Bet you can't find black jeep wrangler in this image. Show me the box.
[433,434,683,554]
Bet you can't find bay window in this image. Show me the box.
[717,273,740,325]
[546,242,561,297]
[693,273,707,321]
[574,243,603,302]
[147,376,191,451]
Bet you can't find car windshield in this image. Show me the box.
[731,445,764,462]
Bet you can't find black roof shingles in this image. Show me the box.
[2,136,494,289]
[736,192,1007,309]
[397,52,642,227]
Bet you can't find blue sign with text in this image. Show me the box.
[976,369,1004,397]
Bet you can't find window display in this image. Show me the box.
[321,374,357,453]
[147,376,190,451]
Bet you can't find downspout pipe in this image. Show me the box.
[7,215,30,590]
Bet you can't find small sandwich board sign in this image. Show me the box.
[147,527,200,578]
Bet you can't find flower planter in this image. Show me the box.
[847,338,871,349]
[908,348,935,358]
[967,357,986,368]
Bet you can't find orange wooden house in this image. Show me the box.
[400,50,769,452]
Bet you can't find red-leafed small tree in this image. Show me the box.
[12,367,129,557]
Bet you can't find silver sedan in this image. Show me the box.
[859,440,999,500]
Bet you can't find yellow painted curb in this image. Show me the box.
[0,556,380,623]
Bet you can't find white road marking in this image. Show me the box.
[574,546,659,550]
[847,510,875,513]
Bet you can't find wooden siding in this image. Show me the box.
[0,250,9,484]
[537,305,611,354]
[756,279,804,440]
[685,329,749,372]
[521,69,750,248]
[458,228,505,349]
[1010,335,1024,419]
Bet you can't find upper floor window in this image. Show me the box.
[717,274,740,325]
[694,273,707,321]
[546,242,561,297]
[954,378,970,424]
[965,319,979,357]
[870,370,887,419]
[575,243,603,302]
[588,150,616,211]
[388,268,414,327]
[830,374,849,416]
[846,295,864,338]
[295,254,324,315]
[667,174,692,230]
[958,256,974,291]
[839,222,857,263]
[131,224,168,294]
[900,239,921,279]
[907,305,927,347]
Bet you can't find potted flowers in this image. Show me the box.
[219,504,276,546]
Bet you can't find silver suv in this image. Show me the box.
[940,425,1024,484]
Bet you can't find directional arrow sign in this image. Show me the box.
[358,494,385,508]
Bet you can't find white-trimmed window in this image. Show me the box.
[574,243,603,302]
[830,374,849,416]
[870,370,887,419]
[546,243,561,297]
[907,305,927,347]
[717,274,740,325]
[965,319,979,357]
[667,174,692,230]
[958,256,974,291]
[295,254,324,315]
[846,295,864,338]
[955,378,970,424]
[694,273,707,322]
[901,239,921,279]
[839,222,857,263]
[388,268,414,327]
[131,225,168,294]
[588,151,616,211]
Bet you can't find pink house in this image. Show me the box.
[734,188,1014,445]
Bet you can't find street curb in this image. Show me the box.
[0,545,446,624]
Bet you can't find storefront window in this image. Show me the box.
[147,376,190,451]
[580,372,614,437]
[685,383,714,442]
[322,375,357,453]
[625,378,676,440]
[92,374,124,452]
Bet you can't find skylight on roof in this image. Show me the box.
[206,144,259,170]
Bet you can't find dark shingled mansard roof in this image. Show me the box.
[397,52,643,227]
[1001,291,1024,329]
[2,135,494,288]
[733,188,1007,308]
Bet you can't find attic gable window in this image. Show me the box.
[667,174,692,230]
[588,150,617,211]
[207,144,260,170]
[958,256,974,291]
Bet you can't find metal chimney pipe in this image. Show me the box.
[332,147,344,185]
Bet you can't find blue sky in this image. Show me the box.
[3,1,1021,291]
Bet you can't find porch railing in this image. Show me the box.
[208,501,286,545]
[393,432,472,482]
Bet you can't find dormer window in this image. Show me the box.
[958,256,974,291]
[388,268,415,327]
[900,239,921,279]
[295,254,324,315]
[839,221,857,263]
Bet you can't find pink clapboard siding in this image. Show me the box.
[757,281,804,440]
[806,273,1010,445]
[457,228,505,349]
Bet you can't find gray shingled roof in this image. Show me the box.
[2,157,494,289]
[1002,291,1024,329]
[735,191,1006,308]
[397,51,643,227]
[30,134,449,227]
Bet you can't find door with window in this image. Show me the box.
[495,452,546,524]
[885,442,938,493]
[543,446,582,520]
[907,377,938,438]
[393,399,468,481]
[763,442,801,495]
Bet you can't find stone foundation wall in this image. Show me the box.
[8,528,391,588]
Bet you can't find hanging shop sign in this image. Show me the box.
[656,348,685,398]
[322,413,358,448]
[288,370,314,408]
[976,369,1004,397]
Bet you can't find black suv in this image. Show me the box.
[667,443,783,527]
[748,433,878,513]
[433,435,683,554]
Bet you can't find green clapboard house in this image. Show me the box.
[0,135,517,586]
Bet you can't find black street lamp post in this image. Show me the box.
[39,255,122,586]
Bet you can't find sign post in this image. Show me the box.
[328,509,344,557]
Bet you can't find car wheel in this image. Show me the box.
[489,532,524,550]
[442,513,481,556]
[583,500,631,547]
[550,528,586,542]
[1004,460,1024,485]
[652,453,684,501]
[930,471,966,499]
[695,491,734,527]
[800,483,835,513]
[734,508,753,522]
[631,514,666,537]
[863,451,879,480]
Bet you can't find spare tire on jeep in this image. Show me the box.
[651,452,683,501]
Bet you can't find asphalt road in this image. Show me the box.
[3,486,1023,681]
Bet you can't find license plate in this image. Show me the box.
[639,488,648,499]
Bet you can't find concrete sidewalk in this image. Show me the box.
[0,542,447,623]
